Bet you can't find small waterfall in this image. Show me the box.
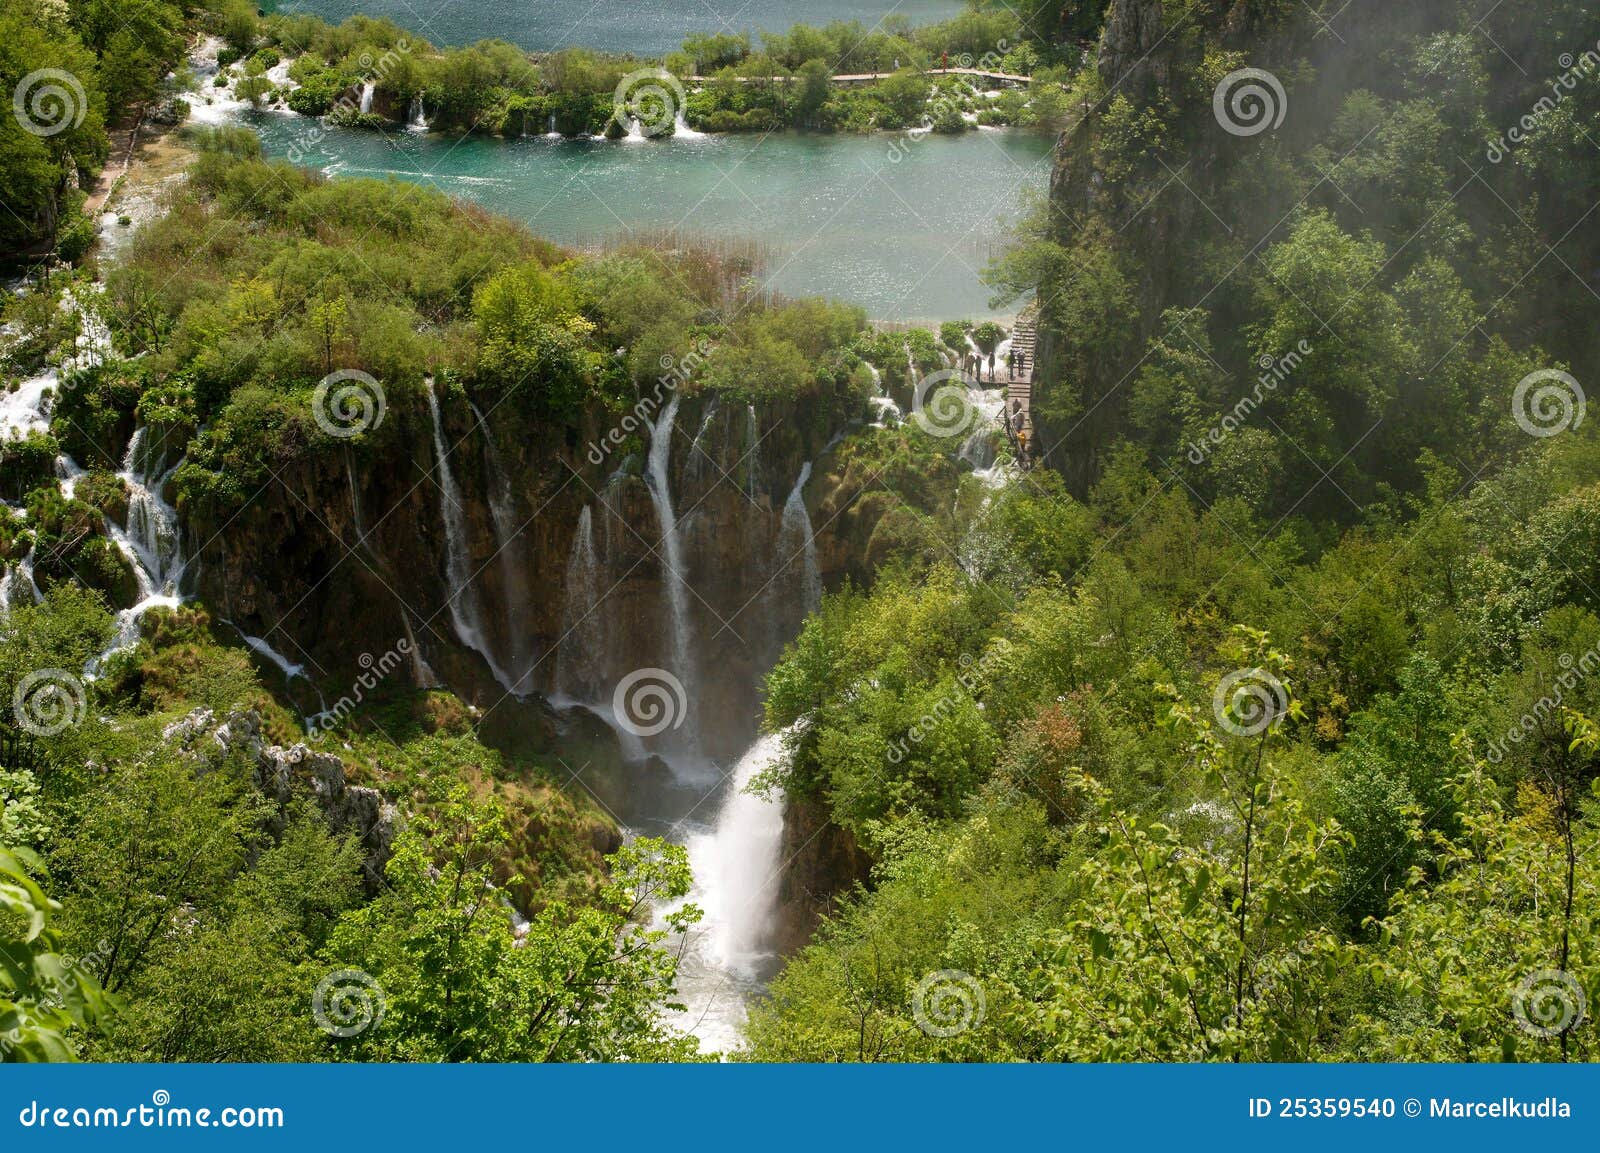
[646,395,697,747]
[546,112,559,136]
[555,505,607,700]
[56,453,84,499]
[674,110,706,139]
[90,426,188,675]
[399,610,441,688]
[344,450,367,549]
[0,547,41,614]
[0,371,57,437]
[778,463,821,616]
[424,379,519,695]
[744,405,761,499]
[359,82,374,115]
[958,428,997,472]
[117,428,183,591]
[408,94,428,131]
[687,398,719,487]
[469,399,533,679]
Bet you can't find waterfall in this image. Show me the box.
[778,462,821,616]
[646,394,696,734]
[469,399,533,679]
[359,82,374,115]
[344,450,367,549]
[408,94,428,131]
[958,428,997,472]
[665,728,793,1050]
[555,505,607,700]
[88,426,188,676]
[546,112,559,136]
[744,405,762,499]
[0,547,41,614]
[687,399,718,487]
[424,379,519,695]
[118,428,183,591]
[400,610,441,688]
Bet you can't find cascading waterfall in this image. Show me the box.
[408,94,428,130]
[778,462,821,617]
[0,547,41,613]
[554,505,606,701]
[89,426,188,675]
[469,399,534,679]
[359,82,374,114]
[646,394,696,740]
[117,428,184,591]
[424,378,519,695]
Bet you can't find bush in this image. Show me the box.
[55,214,98,264]
[0,431,61,502]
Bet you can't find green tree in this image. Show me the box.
[325,787,701,1061]
[1,845,113,1062]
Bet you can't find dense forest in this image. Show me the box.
[3,0,1599,1063]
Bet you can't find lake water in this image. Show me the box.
[243,110,1051,321]
[271,0,966,55]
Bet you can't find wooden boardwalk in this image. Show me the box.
[691,68,1032,87]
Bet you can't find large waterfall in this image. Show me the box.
[645,394,697,741]
[663,729,791,1051]
[424,378,519,695]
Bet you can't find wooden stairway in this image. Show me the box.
[1005,309,1038,463]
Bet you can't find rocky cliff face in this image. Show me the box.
[163,706,396,888]
[185,384,885,754]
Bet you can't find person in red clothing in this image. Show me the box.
[942,51,948,70]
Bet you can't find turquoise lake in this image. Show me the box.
[271,0,967,55]
[243,111,1052,321]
